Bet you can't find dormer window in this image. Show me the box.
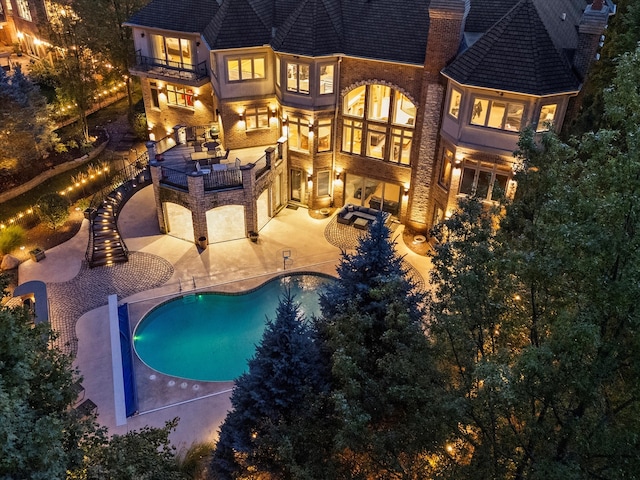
[227,56,265,82]
[448,88,462,119]
[470,97,524,132]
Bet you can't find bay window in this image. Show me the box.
[287,63,310,94]
[288,116,310,152]
[438,150,454,189]
[459,161,510,201]
[227,56,265,82]
[536,104,557,132]
[470,97,524,132]
[17,0,31,21]
[317,119,332,152]
[319,65,334,94]
[448,88,462,119]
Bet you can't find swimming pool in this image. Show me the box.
[133,273,332,382]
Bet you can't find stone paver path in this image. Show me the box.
[324,216,425,291]
[48,252,173,355]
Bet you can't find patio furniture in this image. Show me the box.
[353,217,369,230]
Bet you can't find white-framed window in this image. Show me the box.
[317,119,332,152]
[16,0,31,21]
[275,56,281,87]
[288,116,310,152]
[319,64,334,94]
[226,56,265,82]
[317,170,330,196]
[166,84,194,108]
[438,149,454,190]
[151,35,192,69]
[458,161,510,201]
[536,103,557,132]
[245,106,269,130]
[342,84,416,164]
[286,62,310,94]
[448,88,462,119]
[470,97,524,132]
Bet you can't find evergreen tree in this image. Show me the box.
[320,217,444,479]
[0,66,57,171]
[211,293,331,479]
[429,46,640,479]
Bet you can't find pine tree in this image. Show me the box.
[320,216,445,479]
[211,292,331,479]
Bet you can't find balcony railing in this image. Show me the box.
[132,51,208,82]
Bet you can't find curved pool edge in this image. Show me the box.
[131,272,335,383]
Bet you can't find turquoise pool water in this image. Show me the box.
[133,273,331,382]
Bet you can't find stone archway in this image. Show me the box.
[165,202,195,243]
[206,205,245,243]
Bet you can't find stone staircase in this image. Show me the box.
[85,164,150,267]
[89,191,129,267]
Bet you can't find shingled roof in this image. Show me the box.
[272,0,343,57]
[203,0,272,49]
[465,0,519,33]
[124,0,218,34]
[442,0,581,95]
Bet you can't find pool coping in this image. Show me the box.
[123,269,337,415]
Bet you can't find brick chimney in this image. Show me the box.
[424,0,470,82]
[573,1,611,80]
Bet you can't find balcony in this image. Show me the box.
[130,50,209,86]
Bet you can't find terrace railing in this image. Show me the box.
[132,51,208,82]
[203,168,242,191]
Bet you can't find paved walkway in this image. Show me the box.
[18,185,432,451]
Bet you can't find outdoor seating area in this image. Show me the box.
[336,204,389,230]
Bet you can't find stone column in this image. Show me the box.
[186,173,207,246]
[149,162,167,233]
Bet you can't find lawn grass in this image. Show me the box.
[1,85,144,221]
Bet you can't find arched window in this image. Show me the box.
[342,85,415,165]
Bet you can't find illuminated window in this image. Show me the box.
[342,84,416,164]
[226,56,265,82]
[448,88,462,119]
[245,106,269,130]
[319,64,334,94]
[536,104,557,132]
[151,35,192,69]
[317,119,332,152]
[342,119,362,154]
[470,97,524,132]
[16,0,31,21]
[459,161,510,201]
[286,63,309,94]
[438,150,454,189]
[166,84,194,108]
[150,82,160,109]
[275,57,281,87]
[288,116,310,152]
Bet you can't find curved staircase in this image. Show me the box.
[86,163,150,267]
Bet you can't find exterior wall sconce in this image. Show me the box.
[282,117,288,125]
[307,174,313,183]
[403,186,410,196]
[335,171,341,180]
[238,111,244,121]
[308,119,314,128]
[454,152,464,169]
[196,41,200,46]
[270,108,277,118]
[140,32,145,37]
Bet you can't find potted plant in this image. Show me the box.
[249,231,259,243]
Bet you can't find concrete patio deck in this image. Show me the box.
[18,185,432,452]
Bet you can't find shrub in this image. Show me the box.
[0,226,26,254]
[35,193,70,230]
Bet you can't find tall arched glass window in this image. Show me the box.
[342,85,415,165]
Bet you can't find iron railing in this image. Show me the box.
[132,51,208,81]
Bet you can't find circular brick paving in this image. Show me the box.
[47,252,174,355]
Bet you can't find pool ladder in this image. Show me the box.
[178,276,197,293]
